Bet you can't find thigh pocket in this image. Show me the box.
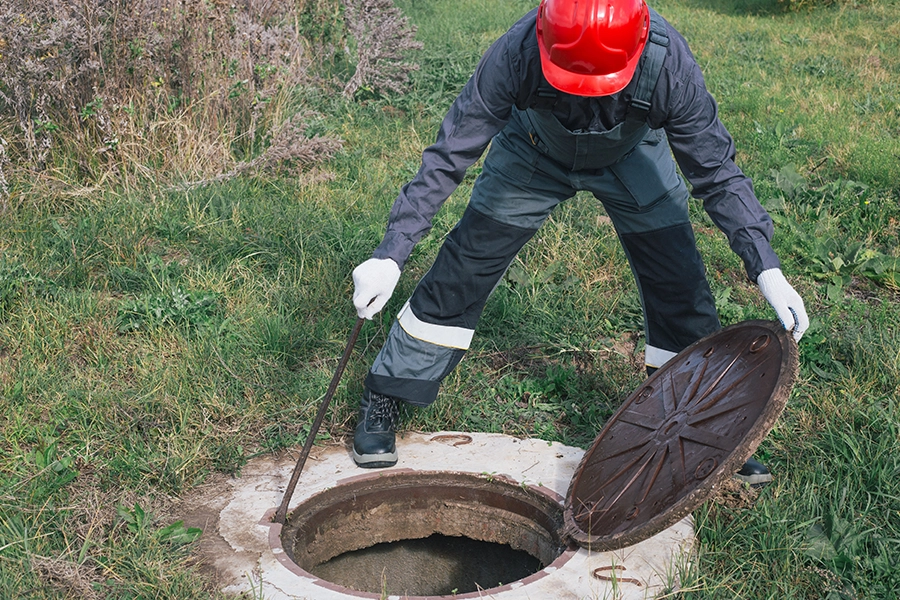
[485,129,540,185]
[609,129,682,211]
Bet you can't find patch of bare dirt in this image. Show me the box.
[171,471,245,589]
[710,476,760,510]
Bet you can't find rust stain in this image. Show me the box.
[591,565,643,587]
[429,434,473,447]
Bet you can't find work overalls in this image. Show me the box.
[365,10,720,407]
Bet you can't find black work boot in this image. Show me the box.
[352,389,400,468]
[735,457,773,488]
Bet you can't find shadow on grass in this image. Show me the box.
[673,0,786,17]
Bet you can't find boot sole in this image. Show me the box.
[352,448,398,469]
[734,472,773,488]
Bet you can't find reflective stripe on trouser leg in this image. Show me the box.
[579,132,720,368]
[366,205,541,407]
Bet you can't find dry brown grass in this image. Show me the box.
[0,0,425,196]
[31,555,103,600]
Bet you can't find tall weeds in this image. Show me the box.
[341,0,423,98]
[0,0,419,195]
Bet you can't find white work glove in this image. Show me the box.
[352,258,401,319]
[756,268,809,342]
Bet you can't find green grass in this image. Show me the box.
[1,0,899,598]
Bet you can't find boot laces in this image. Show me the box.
[367,393,399,429]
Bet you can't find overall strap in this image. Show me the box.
[627,8,669,120]
[529,81,559,111]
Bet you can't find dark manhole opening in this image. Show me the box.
[280,470,568,597]
[312,533,542,595]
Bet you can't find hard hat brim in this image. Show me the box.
[537,36,645,97]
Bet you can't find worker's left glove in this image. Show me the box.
[756,268,809,342]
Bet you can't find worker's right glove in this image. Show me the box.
[352,257,401,320]
[756,268,809,342]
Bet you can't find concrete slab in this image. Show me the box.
[185,432,693,600]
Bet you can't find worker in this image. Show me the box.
[348,0,808,487]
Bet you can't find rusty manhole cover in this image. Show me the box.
[564,320,798,550]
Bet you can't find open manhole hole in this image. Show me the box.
[278,470,569,597]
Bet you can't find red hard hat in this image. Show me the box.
[536,0,650,96]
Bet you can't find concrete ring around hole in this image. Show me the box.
[179,432,695,599]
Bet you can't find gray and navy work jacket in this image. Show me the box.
[371,7,780,282]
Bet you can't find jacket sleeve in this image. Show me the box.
[371,34,523,269]
[658,38,781,282]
